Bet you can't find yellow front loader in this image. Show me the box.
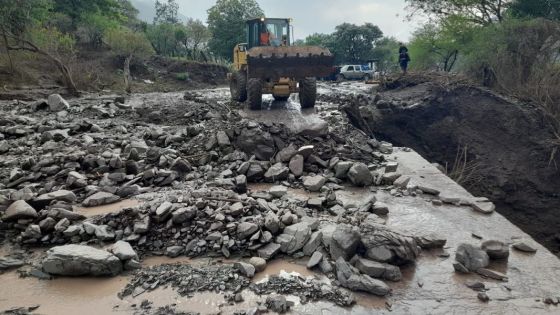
[228,18,334,110]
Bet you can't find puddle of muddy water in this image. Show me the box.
[74,199,140,217]
[253,259,321,283]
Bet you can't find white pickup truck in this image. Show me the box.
[337,65,374,81]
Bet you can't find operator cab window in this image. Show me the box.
[347,66,354,71]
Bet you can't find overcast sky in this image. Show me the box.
[132,0,424,41]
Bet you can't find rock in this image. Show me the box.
[234,128,275,160]
[39,217,57,232]
[347,163,374,186]
[235,175,247,193]
[465,280,486,291]
[47,94,70,111]
[471,200,495,214]
[512,241,537,253]
[481,240,509,260]
[246,163,265,181]
[264,163,289,182]
[42,245,122,276]
[269,185,288,198]
[264,212,280,234]
[234,262,255,277]
[266,295,294,313]
[360,222,420,265]
[417,185,440,195]
[110,241,138,261]
[237,222,259,239]
[303,231,323,256]
[82,192,120,207]
[257,242,281,260]
[307,251,323,269]
[34,190,77,205]
[54,218,70,232]
[281,221,312,253]
[303,176,327,192]
[171,207,196,224]
[455,243,489,272]
[0,257,25,270]
[63,225,82,237]
[216,131,231,147]
[478,292,490,302]
[276,145,297,163]
[453,262,470,273]
[393,176,411,188]
[248,257,267,272]
[353,257,402,281]
[336,258,389,296]
[385,162,399,172]
[165,246,184,258]
[2,200,37,221]
[477,268,508,281]
[334,161,353,179]
[414,233,447,249]
[94,225,115,241]
[288,154,304,177]
[330,224,361,260]
[366,246,394,263]
[155,201,173,222]
[371,202,389,216]
[229,202,244,216]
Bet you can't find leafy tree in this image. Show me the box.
[406,0,512,25]
[52,0,123,28]
[331,23,383,63]
[154,0,180,24]
[371,37,401,73]
[76,12,119,47]
[105,27,154,92]
[185,18,211,60]
[509,0,560,20]
[408,16,474,72]
[304,33,335,49]
[0,0,79,95]
[207,0,264,61]
[146,23,186,57]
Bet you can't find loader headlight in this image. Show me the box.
[260,17,265,22]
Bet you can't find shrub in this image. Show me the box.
[175,72,189,81]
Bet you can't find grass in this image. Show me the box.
[175,72,189,81]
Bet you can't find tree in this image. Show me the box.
[146,23,185,56]
[154,0,180,24]
[105,27,154,93]
[371,37,401,73]
[304,33,335,49]
[331,23,383,63]
[185,18,211,60]
[406,0,512,25]
[52,0,123,28]
[0,0,80,95]
[509,0,560,20]
[207,0,264,61]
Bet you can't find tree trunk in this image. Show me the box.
[2,32,14,74]
[124,54,132,94]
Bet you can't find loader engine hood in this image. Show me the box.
[247,46,334,80]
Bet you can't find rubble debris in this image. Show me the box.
[42,244,122,276]
[454,243,489,273]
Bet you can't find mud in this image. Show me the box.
[329,76,560,255]
[74,199,141,217]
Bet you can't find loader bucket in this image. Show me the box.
[247,46,334,80]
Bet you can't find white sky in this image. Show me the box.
[132,0,425,41]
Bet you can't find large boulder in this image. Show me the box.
[234,128,276,161]
[330,224,361,260]
[360,221,420,265]
[109,241,138,261]
[2,200,37,221]
[42,245,122,276]
[47,94,70,112]
[347,163,374,186]
[353,257,402,281]
[280,221,312,254]
[336,257,390,296]
[455,243,490,272]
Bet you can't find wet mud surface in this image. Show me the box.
[1,81,559,315]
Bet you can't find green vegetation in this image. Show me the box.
[207,0,264,61]
[405,0,560,156]
[175,72,189,81]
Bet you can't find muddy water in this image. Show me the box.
[252,259,319,283]
[74,199,140,217]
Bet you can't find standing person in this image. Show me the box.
[398,43,411,75]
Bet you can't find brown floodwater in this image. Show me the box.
[74,199,141,217]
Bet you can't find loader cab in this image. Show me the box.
[247,18,291,49]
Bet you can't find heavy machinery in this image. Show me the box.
[228,17,334,110]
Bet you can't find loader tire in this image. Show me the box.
[299,77,317,109]
[247,78,263,110]
[230,71,247,102]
